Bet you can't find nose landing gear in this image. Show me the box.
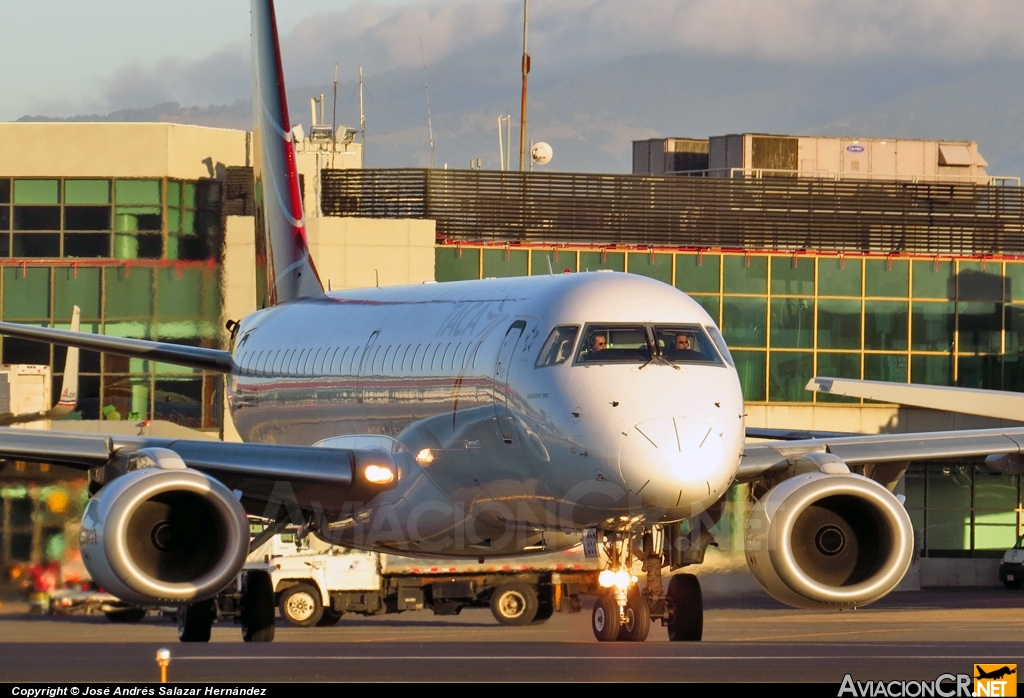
[589,524,704,643]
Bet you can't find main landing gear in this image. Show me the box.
[178,569,276,643]
[589,525,704,643]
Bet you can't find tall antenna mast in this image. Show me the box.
[359,66,366,166]
[331,63,338,168]
[420,39,435,169]
[518,0,530,171]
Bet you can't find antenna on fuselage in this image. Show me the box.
[546,255,553,276]
[375,269,379,287]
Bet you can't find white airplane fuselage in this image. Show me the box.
[227,272,745,556]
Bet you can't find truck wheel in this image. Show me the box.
[1005,580,1022,590]
[178,600,215,643]
[532,601,554,624]
[490,583,538,626]
[105,607,147,624]
[317,608,343,626]
[240,570,276,642]
[591,594,620,642]
[279,583,323,627]
[666,573,703,642]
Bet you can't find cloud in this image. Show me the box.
[75,0,1024,115]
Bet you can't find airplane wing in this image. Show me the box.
[0,305,81,426]
[806,376,1024,422]
[0,427,397,514]
[740,424,1024,481]
[0,318,232,374]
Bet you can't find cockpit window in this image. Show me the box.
[705,325,735,367]
[653,325,725,366]
[536,325,580,367]
[576,325,652,364]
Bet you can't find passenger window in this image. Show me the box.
[576,325,651,364]
[400,345,412,372]
[453,342,466,371]
[536,326,579,367]
[654,325,725,366]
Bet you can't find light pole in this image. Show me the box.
[518,0,530,172]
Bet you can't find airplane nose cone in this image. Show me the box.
[618,416,729,513]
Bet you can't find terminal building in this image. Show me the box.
[1,124,1023,586]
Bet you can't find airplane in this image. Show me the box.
[0,305,79,426]
[976,666,1017,681]
[5,0,1024,645]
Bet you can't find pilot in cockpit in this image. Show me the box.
[665,332,701,360]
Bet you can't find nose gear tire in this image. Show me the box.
[666,573,703,642]
[617,592,651,642]
[592,594,621,642]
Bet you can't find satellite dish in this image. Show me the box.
[531,142,553,165]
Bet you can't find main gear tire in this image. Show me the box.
[666,573,703,642]
[592,594,621,642]
[178,600,215,643]
[241,570,276,642]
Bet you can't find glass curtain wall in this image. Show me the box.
[436,247,1024,403]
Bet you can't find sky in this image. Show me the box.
[4,1,1024,174]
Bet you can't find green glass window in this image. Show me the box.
[183,182,197,209]
[958,302,1001,354]
[732,350,766,401]
[156,267,203,320]
[1007,305,1024,353]
[818,257,861,297]
[54,267,101,320]
[865,259,908,298]
[722,255,767,294]
[167,209,182,235]
[13,180,60,204]
[435,248,479,282]
[958,355,1001,390]
[1004,356,1024,393]
[64,180,110,205]
[911,354,953,386]
[722,297,766,347]
[104,267,153,319]
[1006,263,1024,302]
[770,256,813,295]
[864,354,907,383]
[974,470,1019,550]
[2,267,50,319]
[911,301,954,352]
[531,250,576,274]
[0,179,9,204]
[167,181,182,208]
[768,351,813,402]
[817,299,861,350]
[114,180,161,205]
[482,249,528,278]
[691,296,720,324]
[958,261,1003,301]
[627,252,671,283]
[675,253,719,294]
[864,301,908,350]
[925,465,972,553]
[579,251,624,272]
[769,298,813,348]
[114,206,161,232]
[912,260,953,299]
[815,352,860,403]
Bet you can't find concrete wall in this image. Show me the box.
[0,123,247,179]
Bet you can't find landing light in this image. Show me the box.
[363,464,395,485]
[598,570,638,590]
[415,449,434,465]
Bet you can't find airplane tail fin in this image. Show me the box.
[251,0,323,309]
[51,305,80,416]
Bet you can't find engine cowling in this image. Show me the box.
[745,472,913,610]
[80,449,250,605]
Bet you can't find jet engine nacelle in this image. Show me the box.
[744,472,913,610]
[80,449,250,605]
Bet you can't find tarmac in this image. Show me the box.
[0,585,1022,683]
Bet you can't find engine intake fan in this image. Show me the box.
[80,448,250,605]
[745,471,913,610]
